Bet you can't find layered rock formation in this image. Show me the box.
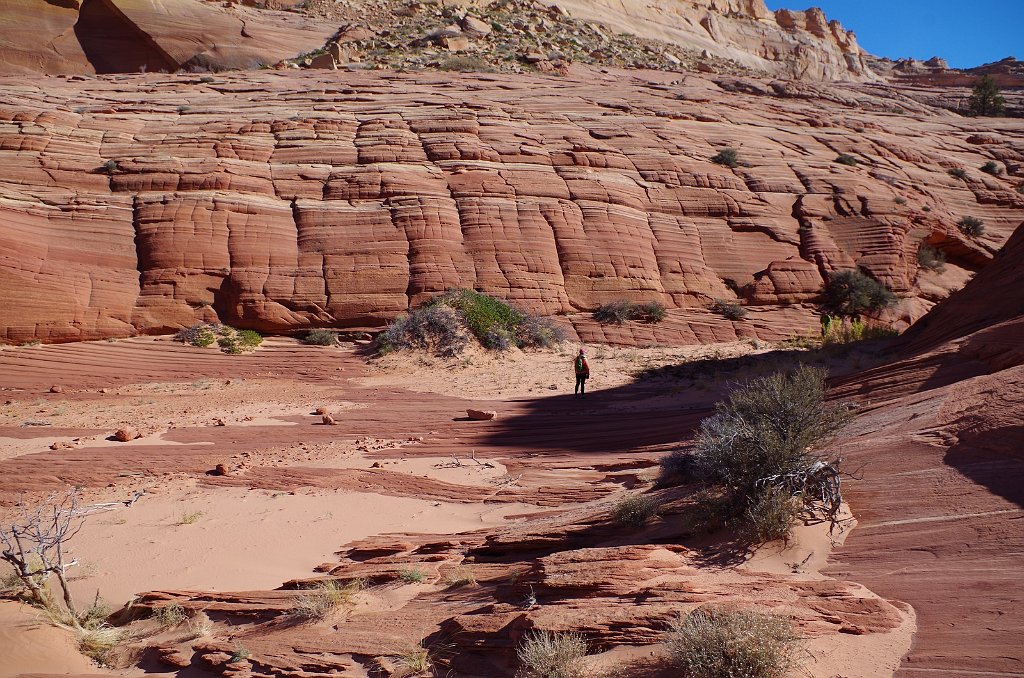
[4,0,873,81]
[1,68,1022,343]
[0,0,336,75]
[551,0,877,81]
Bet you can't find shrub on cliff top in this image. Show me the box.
[957,216,985,238]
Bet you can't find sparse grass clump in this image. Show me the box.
[612,494,658,528]
[948,167,968,180]
[593,300,667,324]
[391,641,433,678]
[980,160,1002,176]
[517,630,588,678]
[957,216,985,237]
[152,602,187,628]
[178,510,203,525]
[302,328,338,346]
[291,579,364,621]
[822,270,896,317]
[664,607,798,678]
[78,623,125,664]
[710,148,740,168]
[443,566,478,588]
[397,567,428,584]
[834,153,858,166]
[917,244,947,272]
[821,316,899,345]
[711,299,747,320]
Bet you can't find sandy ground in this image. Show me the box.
[0,336,913,677]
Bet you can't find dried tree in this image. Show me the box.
[1,489,87,626]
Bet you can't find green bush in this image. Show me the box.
[612,494,658,528]
[397,568,427,583]
[948,167,968,180]
[691,366,850,497]
[237,329,263,347]
[711,299,747,320]
[429,288,522,340]
[710,148,740,168]
[665,607,798,678]
[102,159,119,174]
[377,305,468,357]
[593,300,667,324]
[834,153,858,166]
[917,244,946,272]
[303,328,337,346]
[967,75,1006,117]
[957,216,985,237]
[742,486,800,543]
[517,630,588,678]
[822,270,896,316]
[980,161,1001,176]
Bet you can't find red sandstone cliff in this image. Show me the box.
[1,68,1021,343]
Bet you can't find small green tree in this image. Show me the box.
[823,270,896,317]
[967,75,1005,117]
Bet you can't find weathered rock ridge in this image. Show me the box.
[4,0,873,81]
[1,68,1022,343]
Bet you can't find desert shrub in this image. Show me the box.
[742,486,801,543]
[633,301,667,323]
[430,288,522,339]
[711,299,747,320]
[516,313,566,348]
[1017,185,1024,195]
[948,167,968,180]
[593,300,633,324]
[917,244,947,272]
[822,270,896,316]
[302,328,337,346]
[710,148,740,168]
[237,329,263,347]
[484,326,515,351]
[377,305,468,357]
[612,494,658,528]
[175,323,216,347]
[967,75,1006,117]
[397,567,427,583]
[439,55,494,72]
[658,448,698,485]
[517,630,588,678]
[980,160,1001,176]
[391,642,433,678]
[102,159,119,174]
[834,153,858,166]
[199,76,216,84]
[821,316,899,345]
[957,216,985,237]
[692,366,850,497]
[664,607,798,678]
[593,300,668,324]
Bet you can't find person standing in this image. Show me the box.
[574,348,590,398]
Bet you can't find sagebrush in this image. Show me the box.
[593,300,667,324]
[823,270,896,316]
[517,630,588,678]
[665,607,798,678]
[612,494,658,528]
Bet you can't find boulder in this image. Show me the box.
[322,414,337,425]
[467,409,496,421]
[114,426,139,442]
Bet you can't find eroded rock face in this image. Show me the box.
[1,68,1022,343]
[0,0,336,76]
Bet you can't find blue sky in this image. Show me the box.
[764,1,1023,68]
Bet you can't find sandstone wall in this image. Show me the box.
[1,69,1022,343]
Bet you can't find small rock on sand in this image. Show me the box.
[114,426,139,442]
[212,463,231,476]
[467,409,496,420]
[49,385,63,393]
[314,406,329,415]
[322,414,337,425]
